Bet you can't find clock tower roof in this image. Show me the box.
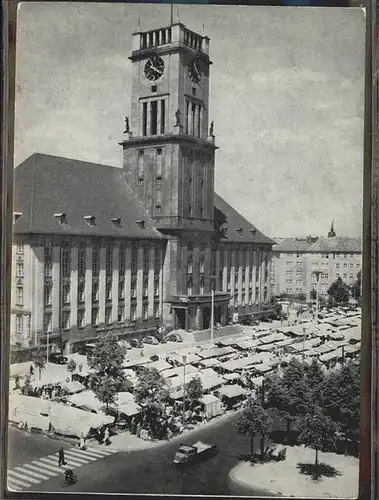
[130,22,211,62]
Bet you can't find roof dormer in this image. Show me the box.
[54,213,67,225]
[135,220,145,229]
[111,217,121,228]
[84,215,96,227]
[13,212,22,224]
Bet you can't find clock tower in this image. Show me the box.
[121,22,221,329]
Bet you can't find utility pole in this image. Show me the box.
[182,354,187,427]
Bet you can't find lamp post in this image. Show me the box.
[206,275,218,345]
[312,271,322,328]
[182,354,187,426]
[302,327,307,362]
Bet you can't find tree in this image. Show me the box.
[322,361,360,454]
[87,334,127,413]
[67,359,77,381]
[185,376,203,408]
[327,277,350,304]
[266,358,310,437]
[233,399,272,460]
[297,407,339,478]
[134,367,171,438]
[33,351,46,380]
[350,270,361,300]
[304,359,325,410]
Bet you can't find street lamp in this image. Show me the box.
[206,275,218,345]
[312,271,322,328]
[302,327,307,362]
[182,354,187,426]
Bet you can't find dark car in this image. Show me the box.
[49,353,68,364]
[131,338,143,348]
[260,317,273,323]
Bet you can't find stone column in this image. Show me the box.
[84,245,93,327]
[252,249,257,304]
[98,244,106,324]
[238,248,243,305]
[111,244,119,323]
[196,305,203,330]
[148,245,155,317]
[52,245,61,330]
[124,242,132,321]
[136,245,144,319]
[193,243,200,295]
[70,245,78,328]
[32,245,44,344]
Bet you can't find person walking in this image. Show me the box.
[29,365,34,376]
[103,427,110,445]
[58,447,66,467]
[79,433,86,450]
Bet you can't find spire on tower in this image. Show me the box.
[328,219,336,238]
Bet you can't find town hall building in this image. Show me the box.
[11,22,274,353]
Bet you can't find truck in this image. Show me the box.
[173,441,218,465]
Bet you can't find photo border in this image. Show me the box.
[1,2,377,500]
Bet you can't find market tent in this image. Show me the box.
[49,402,114,438]
[319,348,344,363]
[344,344,361,355]
[197,346,235,360]
[147,359,172,372]
[199,394,222,418]
[9,395,50,431]
[249,376,264,387]
[252,363,273,374]
[167,352,202,365]
[235,339,260,351]
[198,358,219,368]
[287,338,322,353]
[162,364,198,380]
[198,368,224,391]
[342,326,361,342]
[222,373,241,382]
[218,385,246,399]
[312,343,339,355]
[69,390,103,413]
[258,333,286,345]
[61,380,86,394]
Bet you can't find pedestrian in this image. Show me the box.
[15,374,20,390]
[29,365,34,376]
[58,447,66,467]
[79,433,86,450]
[103,427,110,445]
[97,428,102,444]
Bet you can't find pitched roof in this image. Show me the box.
[273,238,316,252]
[274,235,361,253]
[13,154,164,239]
[213,194,275,246]
[308,236,361,253]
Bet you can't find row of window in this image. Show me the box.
[42,302,161,333]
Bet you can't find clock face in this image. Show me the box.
[144,56,165,81]
[188,59,202,84]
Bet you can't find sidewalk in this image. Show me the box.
[89,410,238,453]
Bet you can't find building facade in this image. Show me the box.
[271,225,361,300]
[11,22,274,352]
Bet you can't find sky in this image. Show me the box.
[14,3,366,238]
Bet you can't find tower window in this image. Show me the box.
[151,85,157,93]
[156,177,162,187]
[160,100,165,134]
[191,103,196,135]
[142,102,147,136]
[138,178,144,186]
[150,100,158,135]
[156,205,162,214]
[188,204,192,215]
[192,87,196,96]
[200,179,204,188]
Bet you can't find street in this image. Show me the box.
[7,426,70,469]
[19,413,281,496]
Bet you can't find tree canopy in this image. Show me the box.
[185,376,204,406]
[234,399,272,458]
[327,277,350,304]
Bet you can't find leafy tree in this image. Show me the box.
[327,277,350,304]
[304,359,325,410]
[87,334,127,413]
[266,358,309,436]
[134,367,171,438]
[33,351,46,380]
[67,359,77,381]
[350,270,361,300]
[185,375,204,408]
[322,361,360,454]
[297,407,339,478]
[233,399,272,460]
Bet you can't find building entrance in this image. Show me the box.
[203,307,211,330]
[174,308,186,330]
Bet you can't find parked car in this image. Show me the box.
[143,336,159,345]
[162,333,183,343]
[49,353,68,364]
[131,338,143,348]
[261,317,273,323]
